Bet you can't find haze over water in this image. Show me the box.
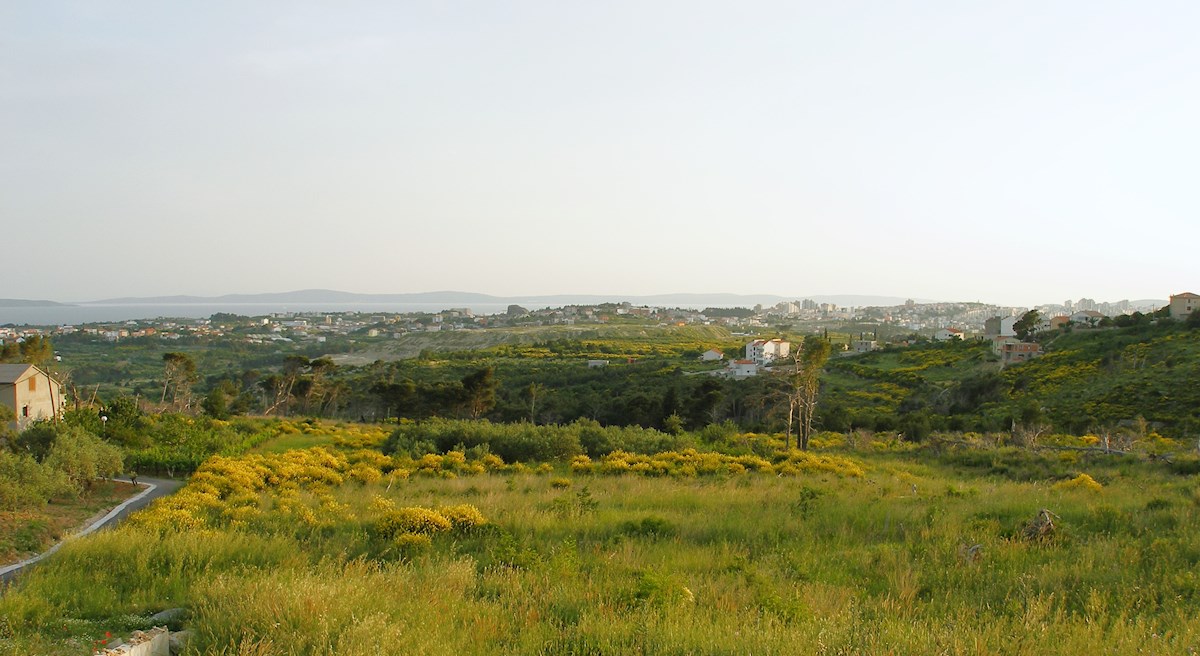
[0,303,525,326]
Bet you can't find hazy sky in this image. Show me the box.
[3,1,1197,305]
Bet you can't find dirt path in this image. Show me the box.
[0,476,183,585]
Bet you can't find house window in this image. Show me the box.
[22,405,29,418]
[28,377,36,392]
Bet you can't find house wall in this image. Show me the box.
[1170,294,1199,319]
[984,316,1017,337]
[991,336,1018,356]
[769,340,791,360]
[746,339,790,366]
[0,385,16,428]
[727,362,758,378]
[1001,342,1041,364]
[3,370,61,429]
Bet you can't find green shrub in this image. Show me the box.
[616,516,677,539]
[0,451,74,510]
[44,427,124,494]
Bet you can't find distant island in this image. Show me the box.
[0,298,70,308]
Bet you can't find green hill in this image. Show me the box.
[820,319,1200,438]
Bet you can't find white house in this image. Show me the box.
[745,339,790,366]
[726,359,758,378]
[1069,310,1105,326]
[1037,316,1071,332]
[851,339,878,354]
[934,328,965,341]
[1170,292,1199,319]
[699,349,725,362]
[0,364,63,430]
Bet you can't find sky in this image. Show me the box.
[2,1,1197,306]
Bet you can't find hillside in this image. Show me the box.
[1004,321,1200,433]
[822,320,1200,437]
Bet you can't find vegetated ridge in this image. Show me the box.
[822,317,1200,435]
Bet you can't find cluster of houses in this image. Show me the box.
[696,292,1198,375]
[697,339,792,379]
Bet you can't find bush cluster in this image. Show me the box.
[382,418,691,463]
[124,415,279,474]
[569,448,865,478]
[0,451,73,510]
[373,499,487,542]
[0,423,123,510]
[1053,473,1104,492]
[128,447,358,532]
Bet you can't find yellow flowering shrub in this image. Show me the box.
[479,454,506,471]
[415,454,444,472]
[808,432,846,449]
[588,448,867,479]
[377,507,452,537]
[438,504,487,531]
[349,463,383,485]
[331,424,390,449]
[370,495,396,513]
[348,449,393,469]
[1053,473,1103,492]
[568,453,592,474]
[129,446,356,532]
[393,532,432,553]
[775,451,866,478]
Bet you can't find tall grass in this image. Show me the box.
[3,440,1200,655]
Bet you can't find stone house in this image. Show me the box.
[0,364,63,430]
[1170,292,1199,319]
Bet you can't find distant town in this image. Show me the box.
[3,293,1192,369]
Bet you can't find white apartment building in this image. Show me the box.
[745,338,790,366]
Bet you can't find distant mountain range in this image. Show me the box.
[76,289,923,308]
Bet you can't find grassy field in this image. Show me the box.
[2,427,1199,655]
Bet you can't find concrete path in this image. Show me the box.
[0,476,183,585]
